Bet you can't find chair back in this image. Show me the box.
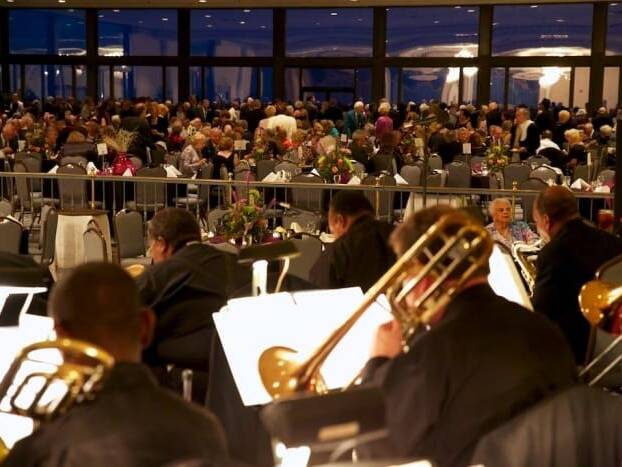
[40,207,58,266]
[470,155,485,172]
[400,165,421,186]
[0,216,22,254]
[288,236,323,282]
[427,172,443,187]
[274,161,300,177]
[290,173,324,211]
[526,154,551,169]
[13,161,33,211]
[503,163,530,189]
[134,166,167,210]
[519,177,548,223]
[207,208,230,232]
[114,210,146,260]
[0,198,12,217]
[529,166,558,184]
[428,153,443,171]
[61,155,88,168]
[573,164,590,182]
[20,156,43,192]
[538,147,564,168]
[598,169,616,185]
[57,163,88,210]
[446,161,471,188]
[129,156,144,171]
[83,219,108,263]
[234,169,256,201]
[256,159,278,181]
[362,173,396,222]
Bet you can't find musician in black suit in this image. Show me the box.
[532,186,622,363]
[361,206,577,467]
[3,263,230,467]
[136,208,246,371]
[310,191,395,292]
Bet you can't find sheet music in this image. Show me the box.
[214,287,392,406]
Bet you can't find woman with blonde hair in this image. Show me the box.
[180,132,208,176]
[375,101,394,141]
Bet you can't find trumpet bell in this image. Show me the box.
[125,264,145,279]
[258,346,326,399]
[580,280,622,327]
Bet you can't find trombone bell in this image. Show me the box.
[579,280,618,327]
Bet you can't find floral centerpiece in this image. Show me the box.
[315,147,354,184]
[222,188,270,243]
[103,130,137,175]
[485,144,510,173]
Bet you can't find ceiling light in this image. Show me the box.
[243,9,251,12]
[239,21,245,24]
[467,9,475,13]
[204,14,211,18]
[530,5,539,8]
[454,5,461,8]
[330,12,338,16]
[113,9,119,13]
[58,0,66,3]
[162,17,168,21]
[6,0,14,3]
[199,0,207,2]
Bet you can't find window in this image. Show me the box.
[285,68,371,106]
[98,66,175,100]
[9,9,86,55]
[603,67,620,110]
[607,3,622,55]
[190,9,273,57]
[98,9,178,56]
[387,67,476,104]
[490,68,506,106]
[190,67,272,103]
[508,67,571,108]
[286,9,373,57]
[573,67,590,109]
[386,7,479,57]
[23,65,78,100]
[492,4,592,56]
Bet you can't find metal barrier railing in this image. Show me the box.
[0,171,613,230]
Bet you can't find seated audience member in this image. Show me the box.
[537,130,561,153]
[361,206,577,467]
[485,198,538,249]
[310,191,395,292]
[212,137,236,179]
[2,262,229,467]
[369,131,398,174]
[180,132,208,177]
[350,129,373,171]
[136,208,243,370]
[532,186,622,363]
[60,130,97,164]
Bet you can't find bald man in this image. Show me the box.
[532,187,622,363]
[3,263,229,467]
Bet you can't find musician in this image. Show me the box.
[532,186,622,363]
[136,208,246,371]
[310,191,395,292]
[2,263,229,467]
[361,206,577,467]
[485,197,538,249]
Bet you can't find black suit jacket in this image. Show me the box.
[121,115,154,162]
[532,218,622,363]
[3,363,229,467]
[511,122,540,157]
[362,284,577,467]
[136,243,246,367]
[310,216,395,292]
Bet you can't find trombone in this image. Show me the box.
[579,280,622,386]
[258,212,493,400]
[0,338,114,461]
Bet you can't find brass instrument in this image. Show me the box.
[0,338,114,461]
[258,212,493,400]
[579,280,622,385]
[125,263,146,278]
[511,241,541,295]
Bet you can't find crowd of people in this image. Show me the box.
[0,93,618,181]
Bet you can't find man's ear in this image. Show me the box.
[139,308,156,350]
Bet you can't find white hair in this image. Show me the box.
[354,101,364,110]
[489,197,511,216]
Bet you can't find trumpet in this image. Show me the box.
[579,280,622,385]
[0,339,114,461]
[258,212,493,400]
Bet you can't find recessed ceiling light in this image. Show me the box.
[6,0,14,3]
[243,9,251,13]
[530,5,539,8]
[199,0,207,2]
[467,9,475,13]
[113,9,120,13]
[58,0,66,3]
[455,5,461,9]
[330,12,338,16]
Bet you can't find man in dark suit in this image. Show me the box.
[3,262,230,467]
[121,103,155,163]
[511,107,540,159]
[136,208,246,371]
[535,98,555,134]
[343,101,367,138]
[361,206,577,467]
[310,191,395,292]
[532,186,622,363]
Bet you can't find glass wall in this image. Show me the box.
[387,67,478,104]
[286,9,373,57]
[98,9,178,56]
[507,67,571,108]
[285,68,371,106]
[607,3,622,55]
[603,67,620,110]
[98,65,177,100]
[386,7,479,57]
[190,9,273,57]
[12,64,85,100]
[492,4,593,56]
[190,67,272,103]
[9,9,86,55]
